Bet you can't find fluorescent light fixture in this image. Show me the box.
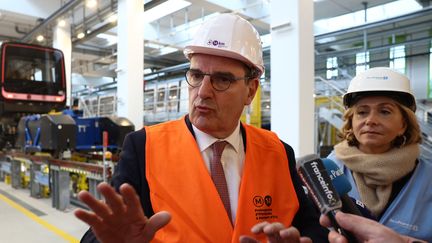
[107,14,117,23]
[36,35,44,42]
[97,33,117,46]
[144,68,152,74]
[77,32,85,39]
[144,0,191,24]
[58,19,66,27]
[86,0,97,8]
[146,42,164,49]
[159,46,178,55]
[314,0,421,35]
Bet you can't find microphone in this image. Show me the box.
[297,154,358,243]
[322,158,363,216]
[322,158,376,220]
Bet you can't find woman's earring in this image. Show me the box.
[399,135,407,147]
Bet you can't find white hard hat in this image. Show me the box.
[343,67,416,111]
[184,13,264,76]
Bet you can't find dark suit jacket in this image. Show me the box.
[81,116,329,242]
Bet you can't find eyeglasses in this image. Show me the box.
[185,69,251,91]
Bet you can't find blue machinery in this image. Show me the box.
[24,115,42,152]
[18,109,134,154]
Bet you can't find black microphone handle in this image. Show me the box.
[340,195,363,216]
[327,210,359,243]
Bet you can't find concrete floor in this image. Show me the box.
[0,181,89,243]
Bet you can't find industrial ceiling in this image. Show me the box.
[0,0,430,91]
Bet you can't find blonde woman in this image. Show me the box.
[327,67,431,241]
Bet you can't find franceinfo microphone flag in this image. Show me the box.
[322,158,364,217]
[297,154,358,243]
[296,154,341,214]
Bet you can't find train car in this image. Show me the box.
[77,74,270,128]
[0,42,67,148]
[144,77,189,125]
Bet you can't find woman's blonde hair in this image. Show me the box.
[341,99,422,148]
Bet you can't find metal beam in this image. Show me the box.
[315,6,432,40]
[20,0,82,43]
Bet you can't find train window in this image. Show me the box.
[34,68,43,81]
[93,99,99,115]
[157,87,165,108]
[99,96,116,116]
[1,43,65,96]
[144,89,155,111]
[6,58,55,82]
[168,85,178,112]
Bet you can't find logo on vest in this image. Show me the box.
[389,218,419,232]
[253,195,278,220]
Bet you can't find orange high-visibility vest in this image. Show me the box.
[145,118,299,242]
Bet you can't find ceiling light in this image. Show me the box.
[107,14,117,23]
[144,68,152,74]
[58,19,66,27]
[97,33,117,46]
[144,0,191,24]
[36,35,44,42]
[86,0,97,8]
[77,32,85,39]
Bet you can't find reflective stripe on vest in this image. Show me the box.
[145,118,299,243]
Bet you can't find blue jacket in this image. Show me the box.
[328,152,432,241]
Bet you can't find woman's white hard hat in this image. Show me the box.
[343,67,416,111]
[183,13,264,76]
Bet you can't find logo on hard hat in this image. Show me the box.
[207,39,226,48]
[366,76,389,80]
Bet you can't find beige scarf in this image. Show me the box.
[334,140,419,216]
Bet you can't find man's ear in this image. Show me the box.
[245,78,259,105]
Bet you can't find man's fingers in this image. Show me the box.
[319,213,348,243]
[299,237,313,243]
[239,236,259,243]
[74,208,102,226]
[262,223,288,243]
[262,222,286,234]
[276,227,301,243]
[334,212,371,235]
[77,190,113,219]
[250,221,269,233]
[319,214,331,228]
[142,211,172,241]
[328,230,347,243]
[119,183,147,219]
[250,222,302,243]
[279,226,301,238]
[97,182,126,215]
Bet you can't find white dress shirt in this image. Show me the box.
[192,123,245,223]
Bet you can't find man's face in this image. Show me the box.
[188,54,258,138]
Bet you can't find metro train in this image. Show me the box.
[0,42,66,148]
[0,42,134,154]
